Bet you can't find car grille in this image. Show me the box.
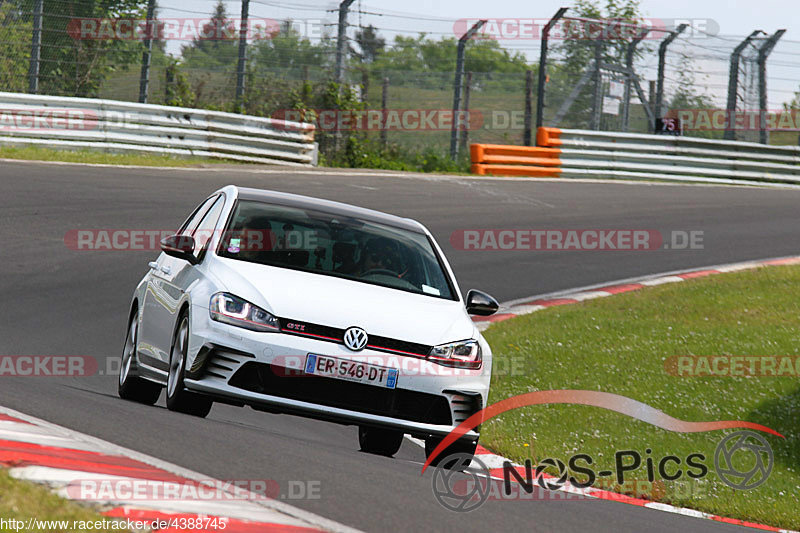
[278,318,433,357]
[229,362,452,425]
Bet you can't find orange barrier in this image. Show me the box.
[469,143,560,161]
[470,131,563,177]
[536,127,562,147]
[477,156,561,166]
[471,164,561,177]
[474,127,800,183]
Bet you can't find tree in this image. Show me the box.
[371,35,426,72]
[180,0,238,69]
[350,25,384,64]
[249,20,333,71]
[664,53,717,138]
[0,2,31,92]
[239,21,334,115]
[464,39,530,74]
[783,90,800,111]
[559,0,645,74]
[667,55,713,109]
[550,0,646,128]
[372,33,529,74]
[34,0,148,97]
[176,0,241,107]
[163,58,196,107]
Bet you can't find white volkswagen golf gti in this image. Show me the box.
[118,185,498,463]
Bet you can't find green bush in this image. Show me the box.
[325,136,469,174]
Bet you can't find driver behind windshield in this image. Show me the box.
[357,237,406,278]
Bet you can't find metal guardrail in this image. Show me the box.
[472,128,800,184]
[0,92,317,166]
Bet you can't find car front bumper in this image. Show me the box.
[184,304,489,439]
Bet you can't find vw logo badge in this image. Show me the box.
[343,327,368,351]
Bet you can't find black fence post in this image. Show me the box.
[523,69,533,145]
[621,28,649,132]
[380,77,388,148]
[28,0,43,94]
[450,20,486,160]
[590,40,603,131]
[138,0,157,104]
[458,71,472,155]
[724,31,762,141]
[235,0,250,111]
[334,0,355,86]
[535,7,568,134]
[654,24,687,131]
[757,29,786,144]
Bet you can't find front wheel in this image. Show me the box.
[166,314,212,418]
[358,426,404,456]
[118,313,162,405]
[425,436,478,470]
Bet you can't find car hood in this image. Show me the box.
[212,257,475,346]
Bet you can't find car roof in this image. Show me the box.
[231,186,427,234]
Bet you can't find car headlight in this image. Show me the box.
[428,339,481,369]
[209,293,280,332]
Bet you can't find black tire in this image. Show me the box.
[166,313,213,418]
[358,426,404,456]
[425,436,478,470]
[118,311,162,405]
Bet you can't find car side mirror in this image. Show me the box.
[160,234,198,264]
[465,289,499,316]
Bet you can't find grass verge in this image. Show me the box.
[0,467,124,532]
[0,145,243,167]
[482,264,800,530]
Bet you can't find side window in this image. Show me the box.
[191,196,225,254]
[178,196,218,237]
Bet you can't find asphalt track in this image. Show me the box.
[2,161,800,532]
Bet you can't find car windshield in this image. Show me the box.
[217,200,456,300]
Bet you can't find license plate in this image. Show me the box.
[304,354,398,389]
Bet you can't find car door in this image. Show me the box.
[138,196,218,370]
[166,192,226,302]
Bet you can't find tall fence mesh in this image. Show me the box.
[1,1,799,158]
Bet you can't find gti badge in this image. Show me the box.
[343,327,368,351]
